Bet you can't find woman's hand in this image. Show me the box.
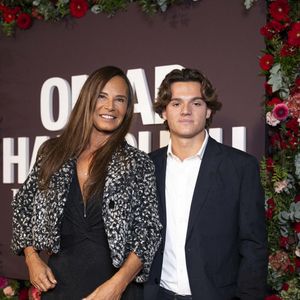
[82,277,125,300]
[83,252,142,300]
[25,248,57,292]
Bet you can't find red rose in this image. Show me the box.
[267,198,275,209]
[264,83,273,95]
[260,20,285,39]
[259,54,274,71]
[265,295,282,300]
[295,78,300,88]
[294,194,300,203]
[270,133,281,146]
[288,22,300,47]
[0,276,8,289]
[280,140,287,149]
[18,288,29,300]
[280,44,296,57]
[267,97,282,106]
[11,6,21,14]
[279,236,288,248]
[288,136,297,150]
[17,13,32,30]
[282,282,289,291]
[295,258,300,268]
[269,0,290,22]
[69,0,89,18]
[260,26,273,40]
[0,4,7,12]
[290,78,300,94]
[266,158,274,172]
[288,264,295,273]
[3,9,16,23]
[294,222,300,233]
[266,208,274,220]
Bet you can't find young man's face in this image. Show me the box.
[162,81,211,141]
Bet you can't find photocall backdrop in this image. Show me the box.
[0,1,265,279]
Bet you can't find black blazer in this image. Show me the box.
[144,137,268,300]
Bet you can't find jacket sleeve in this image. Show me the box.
[236,156,268,299]
[11,155,42,255]
[129,156,162,283]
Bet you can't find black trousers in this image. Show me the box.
[157,286,193,300]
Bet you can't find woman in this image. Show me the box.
[11,66,162,300]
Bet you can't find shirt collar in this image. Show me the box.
[167,129,209,160]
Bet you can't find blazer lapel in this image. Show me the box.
[186,137,223,241]
[152,148,168,230]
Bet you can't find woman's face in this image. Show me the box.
[92,76,128,136]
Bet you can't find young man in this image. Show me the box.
[144,68,268,300]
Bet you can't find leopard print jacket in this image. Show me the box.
[11,142,162,282]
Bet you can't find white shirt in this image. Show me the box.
[160,130,209,295]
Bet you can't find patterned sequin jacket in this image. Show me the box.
[11,142,162,282]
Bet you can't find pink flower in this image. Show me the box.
[287,92,300,119]
[272,103,289,121]
[29,286,41,300]
[0,276,8,289]
[3,285,15,297]
[269,250,291,272]
[274,180,288,193]
[266,111,280,126]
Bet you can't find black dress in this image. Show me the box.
[42,171,143,300]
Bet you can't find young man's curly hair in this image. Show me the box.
[154,68,222,129]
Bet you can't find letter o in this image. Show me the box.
[40,77,71,131]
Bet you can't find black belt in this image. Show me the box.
[159,286,193,300]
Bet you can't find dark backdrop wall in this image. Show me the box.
[0,0,266,279]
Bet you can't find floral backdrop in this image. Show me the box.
[0,0,299,299]
[0,0,199,36]
[259,0,300,299]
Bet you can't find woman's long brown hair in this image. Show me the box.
[38,66,134,200]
